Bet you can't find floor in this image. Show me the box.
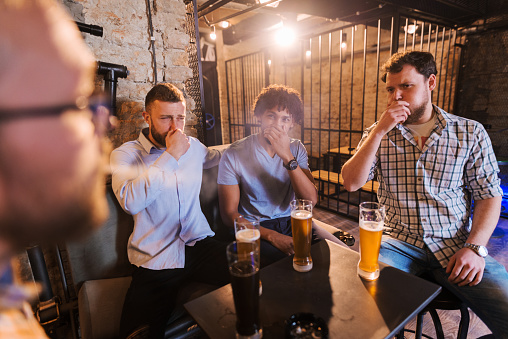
[313,206,508,339]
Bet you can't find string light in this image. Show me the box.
[210,26,216,40]
[219,21,230,29]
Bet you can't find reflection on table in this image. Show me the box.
[185,240,441,339]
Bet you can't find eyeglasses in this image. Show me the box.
[0,95,116,136]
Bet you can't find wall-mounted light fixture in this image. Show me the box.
[405,24,418,35]
[305,49,312,69]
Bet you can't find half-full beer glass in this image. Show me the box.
[357,202,385,281]
[227,241,262,339]
[234,215,261,254]
[290,199,313,272]
[234,215,262,295]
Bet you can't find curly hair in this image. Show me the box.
[145,83,185,112]
[381,51,437,82]
[253,84,304,125]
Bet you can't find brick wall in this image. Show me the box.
[62,0,195,148]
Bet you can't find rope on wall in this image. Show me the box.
[146,0,158,84]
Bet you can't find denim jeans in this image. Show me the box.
[379,236,508,339]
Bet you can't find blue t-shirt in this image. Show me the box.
[217,134,309,221]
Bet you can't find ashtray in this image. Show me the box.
[284,312,328,339]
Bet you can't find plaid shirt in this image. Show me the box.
[359,105,503,267]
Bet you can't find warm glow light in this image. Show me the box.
[267,59,272,66]
[210,26,216,40]
[405,24,418,34]
[258,0,280,7]
[219,21,230,29]
[305,50,311,57]
[275,27,296,46]
[341,42,347,49]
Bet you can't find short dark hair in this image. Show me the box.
[145,83,185,112]
[381,51,437,82]
[253,85,303,125]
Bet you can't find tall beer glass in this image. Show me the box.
[357,202,385,281]
[227,241,262,339]
[290,199,313,272]
[234,215,262,295]
[234,215,261,255]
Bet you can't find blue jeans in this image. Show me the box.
[379,237,508,339]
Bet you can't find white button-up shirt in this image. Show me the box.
[110,129,221,269]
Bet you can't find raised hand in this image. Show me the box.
[165,129,190,161]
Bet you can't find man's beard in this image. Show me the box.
[404,100,428,125]
[149,119,167,147]
[0,156,108,251]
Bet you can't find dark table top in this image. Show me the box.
[184,240,441,339]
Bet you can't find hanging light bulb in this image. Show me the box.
[210,26,216,40]
[275,26,295,46]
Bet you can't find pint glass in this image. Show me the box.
[234,215,262,295]
[227,241,262,339]
[290,199,313,272]
[357,202,385,281]
[234,215,261,255]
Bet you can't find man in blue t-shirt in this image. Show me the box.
[218,85,343,266]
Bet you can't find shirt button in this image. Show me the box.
[417,178,423,182]
[422,218,427,222]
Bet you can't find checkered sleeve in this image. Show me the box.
[464,122,503,200]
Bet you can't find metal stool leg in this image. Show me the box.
[415,311,425,339]
[428,308,445,339]
[457,305,470,339]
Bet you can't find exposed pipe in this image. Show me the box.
[26,246,53,302]
[198,0,234,18]
[97,61,129,115]
[75,22,103,37]
[207,0,280,25]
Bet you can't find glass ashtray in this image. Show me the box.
[284,312,328,339]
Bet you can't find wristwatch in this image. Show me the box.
[463,243,488,258]
[283,158,298,171]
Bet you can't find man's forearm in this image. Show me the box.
[288,168,318,205]
[467,196,502,246]
[341,129,384,192]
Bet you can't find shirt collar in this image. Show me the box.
[139,128,164,154]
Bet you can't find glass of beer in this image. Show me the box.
[234,215,261,255]
[290,199,313,272]
[357,202,385,281]
[227,241,263,339]
[234,215,262,295]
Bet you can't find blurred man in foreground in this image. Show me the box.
[0,0,109,336]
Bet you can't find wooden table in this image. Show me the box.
[185,240,441,339]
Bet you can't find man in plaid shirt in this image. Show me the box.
[343,51,508,338]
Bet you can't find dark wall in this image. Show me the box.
[456,28,508,160]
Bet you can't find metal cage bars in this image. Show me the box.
[223,12,464,218]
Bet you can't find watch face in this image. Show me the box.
[289,160,298,170]
[478,246,488,257]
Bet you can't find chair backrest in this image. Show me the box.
[66,184,134,290]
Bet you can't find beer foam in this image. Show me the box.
[236,229,260,242]
[291,210,312,220]
[359,220,384,232]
